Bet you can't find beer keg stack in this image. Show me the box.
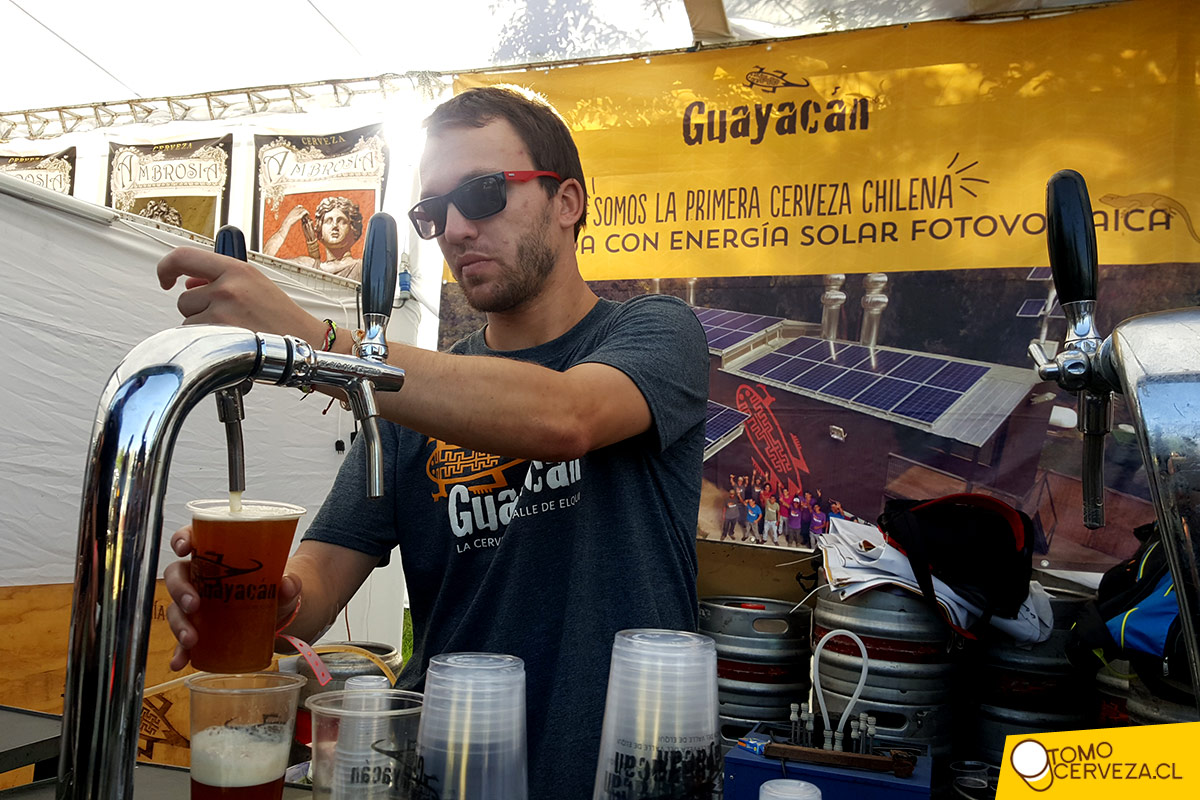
[811,585,958,763]
[698,596,812,745]
[1125,676,1200,725]
[966,584,1097,764]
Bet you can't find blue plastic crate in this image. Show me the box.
[724,736,933,800]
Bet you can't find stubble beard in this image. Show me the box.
[461,207,557,313]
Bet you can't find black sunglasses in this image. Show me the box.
[407,170,562,239]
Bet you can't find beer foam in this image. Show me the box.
[189,499,305,522]
[190,725,290,787]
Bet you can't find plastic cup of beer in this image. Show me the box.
[187,672,306,800]
[187,499,306,673]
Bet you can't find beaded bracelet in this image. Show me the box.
[299,320,338,396]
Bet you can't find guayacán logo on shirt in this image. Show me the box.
[425,439,583,551]
[425,437,525,501]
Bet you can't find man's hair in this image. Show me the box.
[314,196,364,242]
[426,85,588,241]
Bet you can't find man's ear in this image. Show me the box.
[556,178,585,232]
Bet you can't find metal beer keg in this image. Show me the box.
[812,586,956,759]
[699,596,812,723]
[1094,660,1130,728]
[1126,677,1200,725]
[295,640,404,704]
[972,586,1095,763]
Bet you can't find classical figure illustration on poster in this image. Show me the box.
[105,136,232,237]
[252,124,388,283]
[0,147,77,195]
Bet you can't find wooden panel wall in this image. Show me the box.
[0,581,196,787]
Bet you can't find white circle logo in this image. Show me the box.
[1011,739,1053,791]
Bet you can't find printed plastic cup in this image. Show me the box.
[954,776,990,793]
[187,498,306,672]
[307,687,423,800]
[415,653,527,800]
[592,629,722,800]
[760,779,823,799]
[950,760,990,781]
[187,672,306,800]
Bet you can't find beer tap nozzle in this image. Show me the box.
[213,225,253,497]
[351,213,402,497]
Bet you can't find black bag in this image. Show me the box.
[1066,521,1193,703]
[877,493,1035,634]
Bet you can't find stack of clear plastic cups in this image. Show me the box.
[334,676,394,798]
[415,653,527,800]
[759,779,823,799]
[307,684,423,800]
[592,629,722,800]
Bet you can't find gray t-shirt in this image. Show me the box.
[304,294,709,800]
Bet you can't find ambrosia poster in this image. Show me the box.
[0,147,76,195]
[252,123,388,283]
[460,0,1198,280]
[106,135,232,237]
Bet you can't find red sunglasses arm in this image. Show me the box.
[503,170,562,183]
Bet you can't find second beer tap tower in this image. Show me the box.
[56,214,406,800]
[1031,169,1200,717]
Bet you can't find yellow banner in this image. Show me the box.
[459,0,1199,280]
[999,723,1200,798]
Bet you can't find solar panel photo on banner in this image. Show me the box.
[704,400,749,453]
[728,331,1000,427]
[694,307,784,353]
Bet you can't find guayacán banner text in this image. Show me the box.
[460,0,1199,280]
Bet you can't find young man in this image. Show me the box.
[744,497,763,544]
[722,489,741,541]
[157,86,709,800]
[762,493,780,545]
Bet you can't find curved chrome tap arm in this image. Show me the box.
[58,212,408,799]
[59,326,280,800]
[57,320,406,800]
[1105,310,1200,717]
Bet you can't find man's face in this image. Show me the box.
[320,208,353,247]
[419,120,561,313]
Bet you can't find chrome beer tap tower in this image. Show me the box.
[1030,170,1200,716]
[55,214,406,800]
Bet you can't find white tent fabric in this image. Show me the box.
[0,172,410,645]
[0,1,1108,116]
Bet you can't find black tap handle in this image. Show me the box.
[1046,169,1098,305]
[361,213,398,318]
[214,225,248,262]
